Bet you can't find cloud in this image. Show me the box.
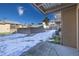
[18,6,24,16]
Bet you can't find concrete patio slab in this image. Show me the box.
[21,42,79,56]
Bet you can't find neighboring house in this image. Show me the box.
[42,16,61,30]
[49,19,61,30]
[0,20,26,33]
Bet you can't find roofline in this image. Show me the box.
[33,3,76,14]
[32,3,46,15]
[0,22,23,25]
[45,4,76,14]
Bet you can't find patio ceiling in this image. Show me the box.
[33,3,76,14]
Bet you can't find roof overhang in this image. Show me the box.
[32,3,76,14]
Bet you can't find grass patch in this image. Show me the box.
[0,32,12,35]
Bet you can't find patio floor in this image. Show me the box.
[21,42,79,56]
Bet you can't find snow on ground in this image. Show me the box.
[0,30,56,56]
[0,33,27,41]
[31,30,56,41]
[0,40,40,56]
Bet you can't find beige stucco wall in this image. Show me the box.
[10,24,19,33]
[10,28,17,33]
[0,24,18,33]
[61,5,77,48]
[0,24,10,33]
[10,24,27,33]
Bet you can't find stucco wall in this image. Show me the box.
[0,24,10,33]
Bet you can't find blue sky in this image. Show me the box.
[0,3,55,24]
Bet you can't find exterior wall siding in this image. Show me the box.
[61,5,77,48]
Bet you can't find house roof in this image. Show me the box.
[0,19,22,25]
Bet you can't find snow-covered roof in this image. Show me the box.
[0,19,22,25]
[31,24,43,27]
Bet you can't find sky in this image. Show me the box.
[0,3,55,24]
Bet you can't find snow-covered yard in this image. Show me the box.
[0,33,27,41]
[0,30,56,56]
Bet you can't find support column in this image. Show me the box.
[61,5,79,48]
